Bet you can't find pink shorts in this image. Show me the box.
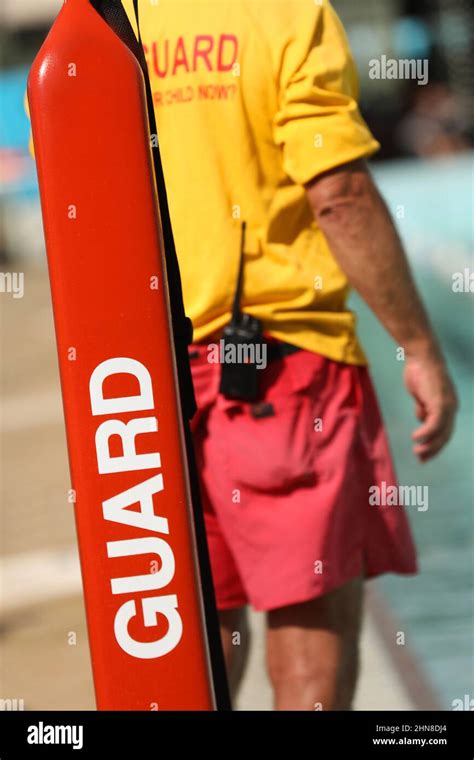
[190,344,417,611]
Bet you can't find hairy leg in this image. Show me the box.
[266,577,363,710]
[219,606,250,701]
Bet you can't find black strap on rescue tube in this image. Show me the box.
[91,0,195,422]
[89,0,232,711]
[231,221,246,325]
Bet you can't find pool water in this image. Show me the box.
[351,155,473,708]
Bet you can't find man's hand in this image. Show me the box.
[404,352,458,462]
[305,159,458,461]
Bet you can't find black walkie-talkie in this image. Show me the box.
[219,222,263,401]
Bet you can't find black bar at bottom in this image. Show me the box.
[0,710,472,757]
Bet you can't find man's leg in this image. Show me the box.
[266,577,363,710]
[219,606,251,700]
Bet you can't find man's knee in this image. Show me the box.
[267,630,340,687]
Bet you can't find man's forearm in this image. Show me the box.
[306,161,443,362]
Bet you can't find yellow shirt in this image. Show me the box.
[131,1,379,363]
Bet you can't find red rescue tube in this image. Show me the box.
[28,0,217,710]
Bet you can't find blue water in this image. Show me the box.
[352,155,474,707]
[0,66,38,200]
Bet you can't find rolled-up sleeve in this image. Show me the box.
[273,2,380,185]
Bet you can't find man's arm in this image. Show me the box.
[305,160,457,462]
